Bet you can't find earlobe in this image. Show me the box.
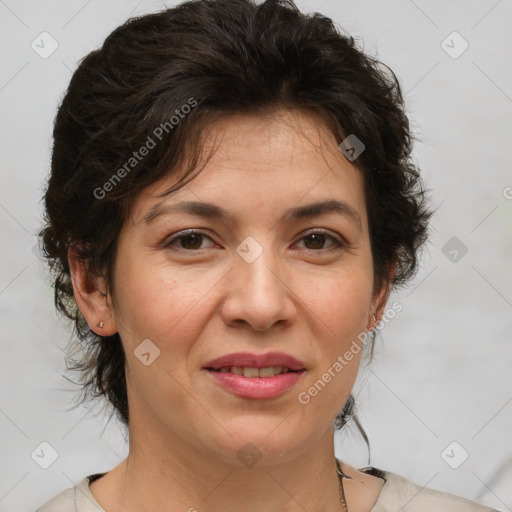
[368,261,396,330]
[68,247,117,336]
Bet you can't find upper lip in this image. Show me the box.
[204,351,305,371]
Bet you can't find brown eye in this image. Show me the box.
[164,230,215,251]
[296,231,345,252]
[177,233,204,250]
[303,233,328,250]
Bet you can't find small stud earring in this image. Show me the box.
[97,321,104,328]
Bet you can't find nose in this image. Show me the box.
[219,243,297,332]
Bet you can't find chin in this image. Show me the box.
[200,418,312,467]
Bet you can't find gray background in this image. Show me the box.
[0,1,510,511]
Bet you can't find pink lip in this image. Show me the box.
[206,370,304,399]
[203,351,305,371]
[203,351,306,400]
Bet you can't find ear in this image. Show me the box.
[367,260,396,330]
[68,247,118,336]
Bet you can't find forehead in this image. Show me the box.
[202,109,343,167]
[131,109,367,223]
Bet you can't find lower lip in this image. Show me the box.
[205,369,304,399]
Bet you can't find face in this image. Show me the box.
[100,110,389,466]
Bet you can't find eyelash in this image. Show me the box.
[162,229,346,254]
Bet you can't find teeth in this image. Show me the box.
[243,367,259,378]
[259,366,279,377]
[215,366,292,377]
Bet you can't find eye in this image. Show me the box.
[162,229,346,253]
[295,230,345,252]
[163,230,216,251]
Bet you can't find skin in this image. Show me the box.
[69,108,393,512]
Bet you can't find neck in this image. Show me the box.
[105,418,344,512]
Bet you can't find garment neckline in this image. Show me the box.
[358,466,389,512]
[82,465,390,511]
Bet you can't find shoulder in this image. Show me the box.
[357,465,501,512]
[34,474,105,512]
[34,486,76,512]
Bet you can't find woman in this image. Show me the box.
[34,0,501,510]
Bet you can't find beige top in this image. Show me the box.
[35,466,501,512]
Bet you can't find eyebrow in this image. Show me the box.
[141,199,362,232]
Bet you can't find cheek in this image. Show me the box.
[294,271,372,420]
[112,253,219,348]
[300,264,374,343]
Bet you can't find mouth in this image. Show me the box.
[203,351,306,373]
[202,352,306,399]
[205,366,303,378]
